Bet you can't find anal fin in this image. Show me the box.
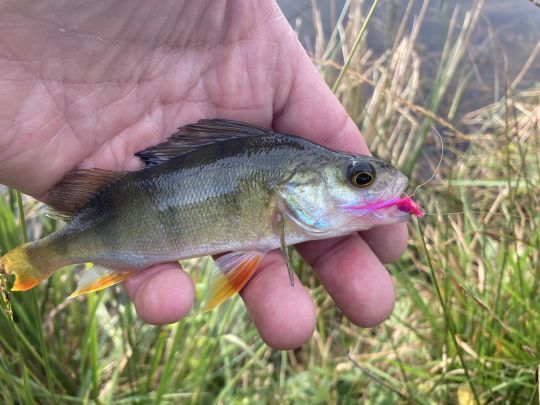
[68,265,136,299]
[204,251,264,312]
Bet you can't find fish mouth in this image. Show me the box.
[339,173,424,219]
[340,195,424,218]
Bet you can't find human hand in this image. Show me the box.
[0,0,408,349]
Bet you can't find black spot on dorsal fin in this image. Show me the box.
[135,119,275,167]
[46,169,126,219]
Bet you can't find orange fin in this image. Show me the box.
[1,245,48,291]
[68,265,136,299]
[47,169,126,219]
[204,251,264,312]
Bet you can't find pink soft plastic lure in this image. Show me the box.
[342,196,424,217]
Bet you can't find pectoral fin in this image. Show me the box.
[68,265,136,299]
[204,251,264,312]
[276,213,295,287]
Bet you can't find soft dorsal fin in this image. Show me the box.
[135,119,274,167]
[46,169,126,219]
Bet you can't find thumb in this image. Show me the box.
[272,45,369,155]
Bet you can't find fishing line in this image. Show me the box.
[420,211,532,221]
[409,127,444,198]
[405,130,531,221]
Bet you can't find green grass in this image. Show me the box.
[1,0,539,403]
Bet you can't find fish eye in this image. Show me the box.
[347,161,376,188]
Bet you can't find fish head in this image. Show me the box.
[330,154,419,225]
[279,153,421,236]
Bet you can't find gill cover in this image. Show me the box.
[277,171,337,237]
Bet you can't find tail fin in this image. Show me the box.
[0,244,52,291]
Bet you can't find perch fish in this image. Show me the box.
[0,119,423,310]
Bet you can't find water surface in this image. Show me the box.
[278,0,540,113]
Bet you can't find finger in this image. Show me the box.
[240,250,316,350]
[272,47,369,155]
[124,263,195,325]
[297,233,395,327]
[360,223,409,264]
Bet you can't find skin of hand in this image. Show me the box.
[0,0,408,349]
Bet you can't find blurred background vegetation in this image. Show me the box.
[1,0,539,403]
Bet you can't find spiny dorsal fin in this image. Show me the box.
[46,169,126,219]
[135,119,275,167]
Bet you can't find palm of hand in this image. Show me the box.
[1,1,300,196]
[0,0,407,349]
